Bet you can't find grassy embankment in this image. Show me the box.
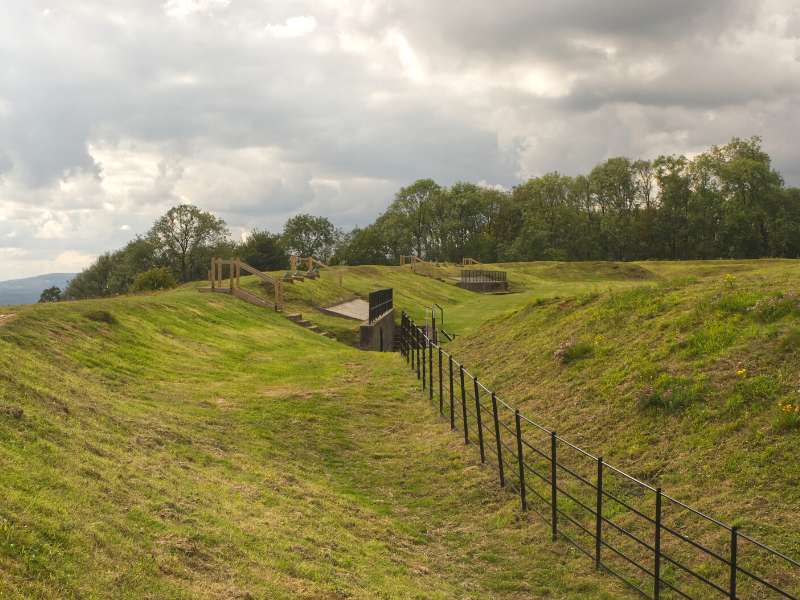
[451,259,800,597]
[239,261,655,344]
[0,284,633,599]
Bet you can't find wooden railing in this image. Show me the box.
[209,257,283,310]
[289,255,328,272]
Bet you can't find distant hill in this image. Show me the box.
[0,273,76,306]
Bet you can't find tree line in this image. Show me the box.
[58,136,800,301]
[60,208,341,300]
[341,137,800,264]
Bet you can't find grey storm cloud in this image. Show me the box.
[0,0,799,279]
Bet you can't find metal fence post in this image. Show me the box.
[438,347,443,415]
[550,432,557,541]
[428,338,433,400]
[515,410,526,511]
[459,366,469,444]
[492,392,505,487]
[416,328,421,380]
[474,377,485,463]
[654,487,662,600]
[730,526,738,600]
[449,356,455,430]
[595,457,603,570]
[421,331,426,389]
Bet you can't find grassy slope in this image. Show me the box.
[451,259,800,596]
[0,286,633,599]
[239,262,654,344]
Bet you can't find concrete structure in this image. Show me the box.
[456,280,509,293]
[359,307,395,352]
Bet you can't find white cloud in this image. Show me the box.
[163,0,231,19]
[266,16,318,39]
[0,0,799,280]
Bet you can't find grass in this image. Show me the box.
[0,285,630,599]
[3,257,800,598]
[450,259,800,597]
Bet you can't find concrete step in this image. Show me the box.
[287,313,302,322]
[308,325,321,332]
[297,320,312,327]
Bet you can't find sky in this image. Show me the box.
[1,0,799,280]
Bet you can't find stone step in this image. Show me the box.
[298,320,312,327]
[308,325,321,332]
[287,313,302,322]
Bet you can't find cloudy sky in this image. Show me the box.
[1,0,799,279]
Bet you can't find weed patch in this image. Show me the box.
[727,375,782,413]
[637,374,706,412]
[750,292,800,323]
[85,310,117,324]
[554,339,594,364]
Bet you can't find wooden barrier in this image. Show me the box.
[208,257,283,311]
[462,257,481,265]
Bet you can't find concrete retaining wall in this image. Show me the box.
[457,281,509,293]
[359,308,396,352]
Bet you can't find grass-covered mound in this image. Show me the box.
[451,259,800,595]
[0,286,633,599]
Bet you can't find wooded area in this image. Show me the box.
[62,137,800,300]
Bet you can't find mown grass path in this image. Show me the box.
[0,288,628,599]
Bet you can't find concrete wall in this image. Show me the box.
[359,307,396,352]
[456,281,509,293]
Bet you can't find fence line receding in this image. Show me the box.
[399,311,800,600]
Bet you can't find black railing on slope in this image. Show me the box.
[399,311,800,600]
[368,288,393,324]
[460,269,507,284]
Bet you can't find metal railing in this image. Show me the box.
[399,311,800,600]
[460,269,507,283]
[368,288,393,324]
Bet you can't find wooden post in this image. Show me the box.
[307,256,313,271]
[210,258,215,290]
[339,270,343,287]
[235,257,241,288]
[290,255,297,273]
[229,260,234,291]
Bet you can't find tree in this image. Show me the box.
[388,179,441,258]
[281,214,339,262]
[38,286,62,303]
[237,229,288,271]
[148,204,229,282]
[129,267,177,292]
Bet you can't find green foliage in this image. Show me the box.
[281,213,340,262]
[84,310,117,324]
[554,339,594,364]
[775,394,800,431]
[715,290,760,314]
[38,286,62,303]
[637,374,706,412]
[728,375,782,412]
[148,204,230,282]
[681,322,739,358]
[750,293,800,323]
[129,267,178,292]
[338,136,800,265]
[237,229,288,271]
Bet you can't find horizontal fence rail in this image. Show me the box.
[460,269,507,284]
[399,311,800,600]
[368,288,393,324]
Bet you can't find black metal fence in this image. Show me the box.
[368,288,393,324]
[399,311,800,600]
[460,269,507,283]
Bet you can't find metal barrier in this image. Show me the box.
[399,311,800,600]
[368,288,393,324]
